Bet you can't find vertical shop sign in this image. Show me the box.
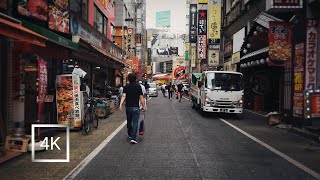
[198,35,207,60]
[208,0,221,44]
[48,0,70,33]
[293,43,305,117]
[73,75,81,127]
[305,19,318,90]
[132,57,139,72]
[310,93,320,118]
[189,4,197,43]
[198,10,207,35]
[268,22,292,66]
[271,0,303,8]
[38,58,47,122]
[208,49,219,66]
[191,46,196,68]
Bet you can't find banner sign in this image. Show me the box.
[268,22,292,66]
[310,93,320,118]
[208,1,221,43]
[185,42,190,52]
[198,10,207,35]
[38,58,47,123]
[132,57,139,72]
[208,49,219,66]
[198,35,207,60]
[305,19,318,90]
[271,0,303,8]
[293,43,305,117]
[189,4,198,43]
[191,46,196,68]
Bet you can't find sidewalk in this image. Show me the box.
[0,110,126,180]
[243,109,320,143]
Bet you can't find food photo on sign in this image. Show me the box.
[17,0,48,21]
[48,0,70,33]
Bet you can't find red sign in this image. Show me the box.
[38,58,47,123]
[132,57,140,72]
[268,22,292,66]
[173,66,186,79]
[293,43,305,117]
[310,93,320,118]
[17,0,48,21]
[198,10,207,35]
[271,0,303,8]
[48,0,70,33]
[305,19,318,90]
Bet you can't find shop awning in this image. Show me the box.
[0,17,47,47]
[91,44,127,66]
[21,20,79,50]
[254,12,283,29]
[240,47,268,61]
[152,74,172,80]
[191,73,202,85]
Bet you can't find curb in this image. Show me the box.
[243,109,320,143]
[288,127,320,143]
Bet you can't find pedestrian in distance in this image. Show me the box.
[176,82,184,102]
[167,82,174,99]
[119,73,146,144]
[161,83,166,97]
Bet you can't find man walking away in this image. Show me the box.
[119,73,145,144]
[177,82,184,102]
[161,83,166,97]
[168,82,173,99]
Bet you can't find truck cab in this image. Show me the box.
[190,71,243,114]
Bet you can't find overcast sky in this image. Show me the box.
[146,0,186,33]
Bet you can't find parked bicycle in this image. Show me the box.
[82,97,99,134]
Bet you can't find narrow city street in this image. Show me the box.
[64,95,320,180]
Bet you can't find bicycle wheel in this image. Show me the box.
[92,110,99,128]
[83,117,90,134]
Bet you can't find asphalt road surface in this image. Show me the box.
[68,95,318,180]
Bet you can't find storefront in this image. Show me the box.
[239,13,284,113]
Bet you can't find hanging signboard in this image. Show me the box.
[191,46,196,68]
[305,19,318,90]
[224,38,233,57]
[38,58,47,123]
[293,43,305,117]
[189,4,197,43]
[268,22,292,66]
[198,35,207,60]
[231,52,240,64]
[198,10,207,35]
[208,0,221,44]
[208,49,219,66]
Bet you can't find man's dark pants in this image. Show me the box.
[126,107,140,140]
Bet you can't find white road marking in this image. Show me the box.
[182,96,191,101]
[219,118,320,180]
[63,121,127,180]
[148,97,152,101]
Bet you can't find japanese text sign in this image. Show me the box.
[198,35,207,60]
[268,22,292,66]
[305,19,318,90]
[189,4,198,43]
[198,10,207,35]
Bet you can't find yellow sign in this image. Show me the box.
[147,66,151,74]
[191,47,196,68]
[231,52,240,64]
[147,34,152,41]
[208,5,221,39]
[198,0,208,3]
[185,43,190,52]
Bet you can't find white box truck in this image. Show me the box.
[190,71,243,114]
